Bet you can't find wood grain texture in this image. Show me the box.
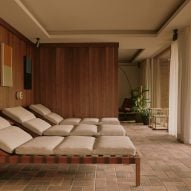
[0,19,35,109]
[35,43,118,117]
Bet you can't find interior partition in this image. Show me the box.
[0,18,35,109]
[34,43,119,118]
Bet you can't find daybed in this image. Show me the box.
[29,104,120,125]
[2,106,126,137]
[0,116,140,186]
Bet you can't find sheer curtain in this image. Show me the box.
[140,58,151,107]
[177,26,191,143]
[168,41,179,137]
[151,58,161,108]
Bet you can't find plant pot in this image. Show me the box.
[141,115,149,125]
[134,113,141,123]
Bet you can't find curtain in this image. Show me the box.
[151,58,161,108]
[168,41,179,137]
[177,26,191,143]
[140,58,151,107]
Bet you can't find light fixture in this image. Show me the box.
[173,29,178,41]
[35,37,40,47]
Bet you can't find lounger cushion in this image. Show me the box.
[94,136,136,155]
[60,118,81,125]
[54,136,95,155]
[43,125,74,136]
[2,106,35,123]
[23,118,51,135]
[80,118,99,125]
[99,125,126,136]
[29,104,51,116]
[71,124,98,136]
[0,126,32,153]
[0,116,10,130]
[16,136,64,155]
[100,118,120,125]
[44,113,64,124]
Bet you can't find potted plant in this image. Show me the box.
[131,86,150,125]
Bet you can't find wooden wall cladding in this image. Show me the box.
[0,18,35,109]
[35,43,118,117]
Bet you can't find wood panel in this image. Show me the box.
[35,43,118,117]
[0,19,35,109]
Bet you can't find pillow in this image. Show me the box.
[16,136,64,155]
[23,118,51,135]
[29,104,51,116]
[0,116,10,130]
[0,126,32,153]
[2,106,35,123]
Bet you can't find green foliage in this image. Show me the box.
[131,86,150,117]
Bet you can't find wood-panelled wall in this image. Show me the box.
[0,18,35,109]
[35,43,118,117]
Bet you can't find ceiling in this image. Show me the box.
[0,0,191,62]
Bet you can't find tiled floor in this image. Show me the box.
[1,123,191,191]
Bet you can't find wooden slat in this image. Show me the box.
[35,44,118,117]
[0,22,35,110]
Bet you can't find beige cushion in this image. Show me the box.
[100,118,120,125]
[43,125,74,136]
[0,116,10,130]
[99,125,126,136]
[29,104,51,116]
[44,113,64,124]
[16,136,64,155]
[23,118,51,135]
[54,136,95,155]
[71,124,98,136]
[2,106,35,124]
[0,126,32,153]
[60,118,81,125]
[80,118,99,125]
[94,136,136,155]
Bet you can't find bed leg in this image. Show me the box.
[135,157,140,186]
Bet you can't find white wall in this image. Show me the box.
[118,63,140,107]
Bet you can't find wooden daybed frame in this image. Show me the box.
[0,110,141,186]
[0,150,140,186]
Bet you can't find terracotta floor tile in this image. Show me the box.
[1,123,191,191]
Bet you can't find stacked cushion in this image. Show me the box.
[54,136,95,155]
[100,117,120,125]
[80,118,99,125]
[0,126,32,153]
[71,124,98,136]
[0,117,136,156]
[99,124,126,136]
[93,136,136,155]
[44,113,63,124]
[60,118,81,125]
[43,125,74,136]
[29,104,51,116]
[30,104,64,125]
[23,118,51,135]
[16,136,64,155]
[2,106,35,123]
[0,116,11,130]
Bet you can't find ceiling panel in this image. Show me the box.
[21,0,184,31]
[0,0,190,62]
